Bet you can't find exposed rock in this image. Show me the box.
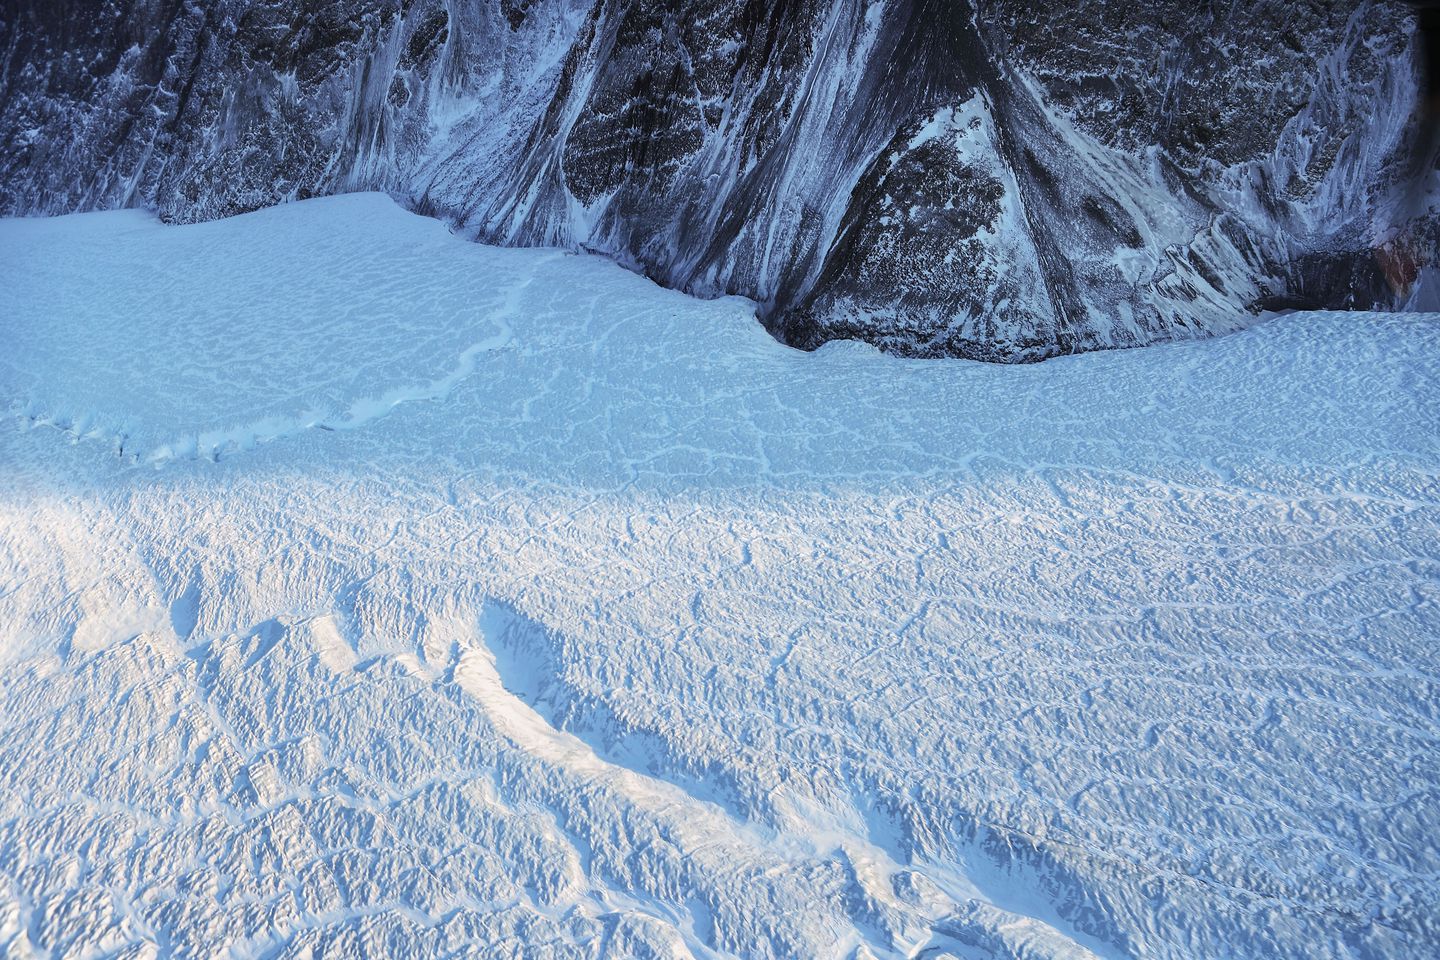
[0,0,1432,359]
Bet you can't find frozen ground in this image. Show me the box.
[0,193,1437,959]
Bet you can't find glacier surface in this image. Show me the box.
[0,194,1438,959]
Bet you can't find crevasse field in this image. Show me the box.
[1,194,1437,959]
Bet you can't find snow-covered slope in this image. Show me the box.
[0,1,1433,359]
[2,194,1438,958]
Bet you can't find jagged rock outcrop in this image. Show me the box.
[1,0,1434,359]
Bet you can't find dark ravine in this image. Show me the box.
[1,0,1435,359]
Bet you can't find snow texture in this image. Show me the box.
[1,194,1438,958]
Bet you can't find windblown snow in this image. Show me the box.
[0,194,1437,959]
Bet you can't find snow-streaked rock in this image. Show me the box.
[0,1,1432,359]
[1,194,1438,958]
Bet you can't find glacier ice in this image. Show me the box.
[0,194,1438,958]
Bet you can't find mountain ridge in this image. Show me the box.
[1,0,1434,359]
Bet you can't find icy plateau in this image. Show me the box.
[0,194,1438,959]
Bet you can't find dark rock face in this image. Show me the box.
[1,0,1433,359]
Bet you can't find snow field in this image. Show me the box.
[1,194,1437,958]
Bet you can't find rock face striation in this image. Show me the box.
[1,0,1434,359]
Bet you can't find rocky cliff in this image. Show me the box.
[1,0,1434,359]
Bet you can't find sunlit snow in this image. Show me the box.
[1,194,1437,959]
